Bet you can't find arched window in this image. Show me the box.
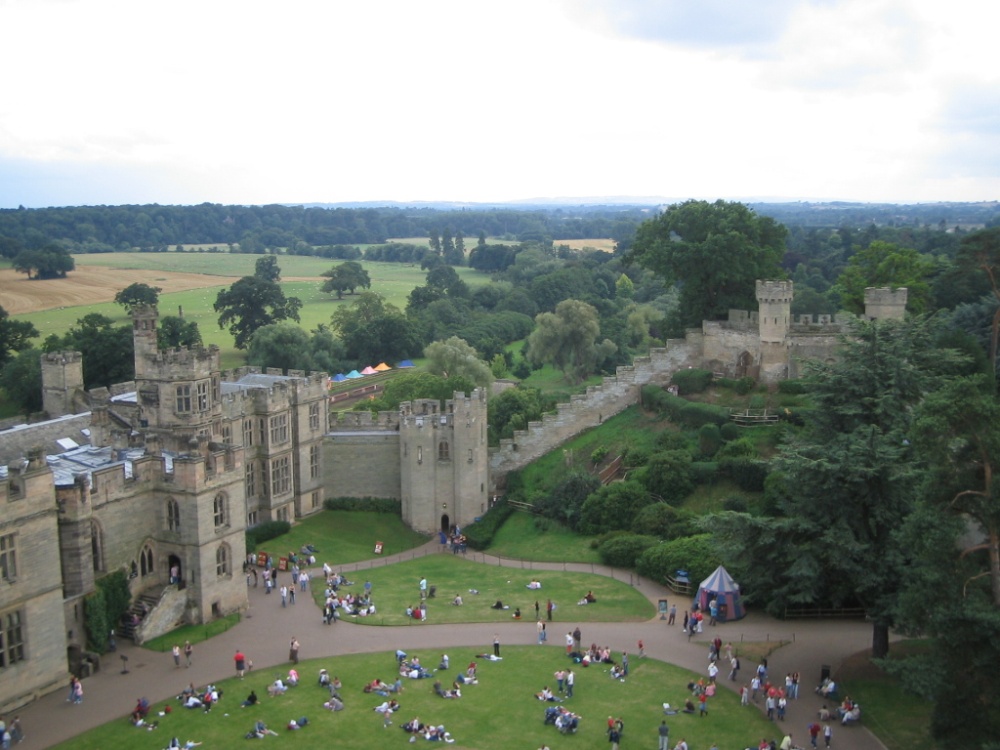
[213,493,228,528]
[216,544,231,577]
[438,440,450,461]
[167,498,180,531]
[140,544,154,576]
[91,520,105,572]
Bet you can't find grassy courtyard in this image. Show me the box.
[52,647,776,750]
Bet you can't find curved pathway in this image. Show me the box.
[17,540,888,749]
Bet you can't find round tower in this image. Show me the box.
[755,280,793,344]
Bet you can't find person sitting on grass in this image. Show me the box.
[286,717,308,730]
[241,690,258,708]
[535,686,561,702]
[249,720,278,738]
[681,699,696,714]
[322,697,345,712]
[268,678,288,697]
[452,594,463,606]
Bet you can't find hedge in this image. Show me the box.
[778,379,810,395]
[636,534,720,589]
[671,368,714,394]
[598,534,659,568]
[719,457,769,492]
[463,498,514,550]
[690,461,719,485]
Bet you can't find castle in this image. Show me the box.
[0,282,902,713]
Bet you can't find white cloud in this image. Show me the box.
[0,0,997,206]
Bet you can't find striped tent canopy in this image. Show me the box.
[693,565,745,622]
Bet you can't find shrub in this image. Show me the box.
[598,534,659,568]
[622,446,650,468]
[323,497,401,514]
[698,423,722,457]
[463,498,515,550]
[671,368,714,394]
[689,461,719,485]
[720,457,769,492]
[636,533,720,588]
[720,422,741,441]
[533,472,600,530]
[733,376,756,395]
[579,481,655,535]
[677,401,729,428]
[643,450,694,505]
[655,429,688,451]
[590,446,609,465]
[778,379,809,394]
[716,437,758,459]
[245,520,293,553]
[631,503,698,540]
[722,496,748,513]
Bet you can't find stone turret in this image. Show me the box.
[131,304,160,375]
[864,287,908,320]
[756,280,793,343]
[41,351,84,418]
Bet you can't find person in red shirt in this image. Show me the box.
[234,650,247,678]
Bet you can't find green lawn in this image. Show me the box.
[308,555,654,626]
[51,647,776,750]
[488,512,602,564]
[256,511,430,566]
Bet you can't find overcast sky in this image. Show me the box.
[1,0,996,208]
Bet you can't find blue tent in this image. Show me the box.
[345,370,362,379]
[693,565,745,622]
[397,359,415,368]
[331,373,347,382]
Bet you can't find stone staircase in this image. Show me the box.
[119,585,167,642]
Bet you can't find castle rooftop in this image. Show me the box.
[221,372,302,392]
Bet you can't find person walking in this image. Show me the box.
[289,637,300,664]
[493,634,501,658]
[280,585,288,608]
[566,632,574,654]
[289,586,296,605]
[658,720,670,750]
[572,626,581,651]
[608,725,621,750]
[823,724,832,748]
[566,669,575,698]
[537,620,545,644]
[172,645,181,667]
[668,604,677,625]
[546,598,553,621]
[184,641,193,667]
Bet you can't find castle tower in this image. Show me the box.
[864,287,908,320]
[41,350,84,417]
[399,389,489,534]
[756,280,793,343]
[131,304,160,376]
[756,280,794,381]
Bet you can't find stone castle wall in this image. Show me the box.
[488,342,696,487]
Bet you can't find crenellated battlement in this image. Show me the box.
[329,409,401,431]
[864,286,908,320]
[755,279,794,304]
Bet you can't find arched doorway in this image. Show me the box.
[440,514,450,533]
[168,554,183,588]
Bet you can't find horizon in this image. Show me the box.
[2,0,998,208]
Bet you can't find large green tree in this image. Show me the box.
[0,347,43,413]
[711,317,962,658]
[0,304,39,367]
[157,316,202,349]
[114,282,162,312]
[329,291,420,364]
[214,276,302,349]
[45,313,134,388]
[956,227,1000,375]
[321,261,371,299]
[834,240,933,314]
[627,200,786,326]
[526,299,616,384]
[12,243,75,279]
[423,336,493,387]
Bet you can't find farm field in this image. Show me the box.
[7,253,489,369]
